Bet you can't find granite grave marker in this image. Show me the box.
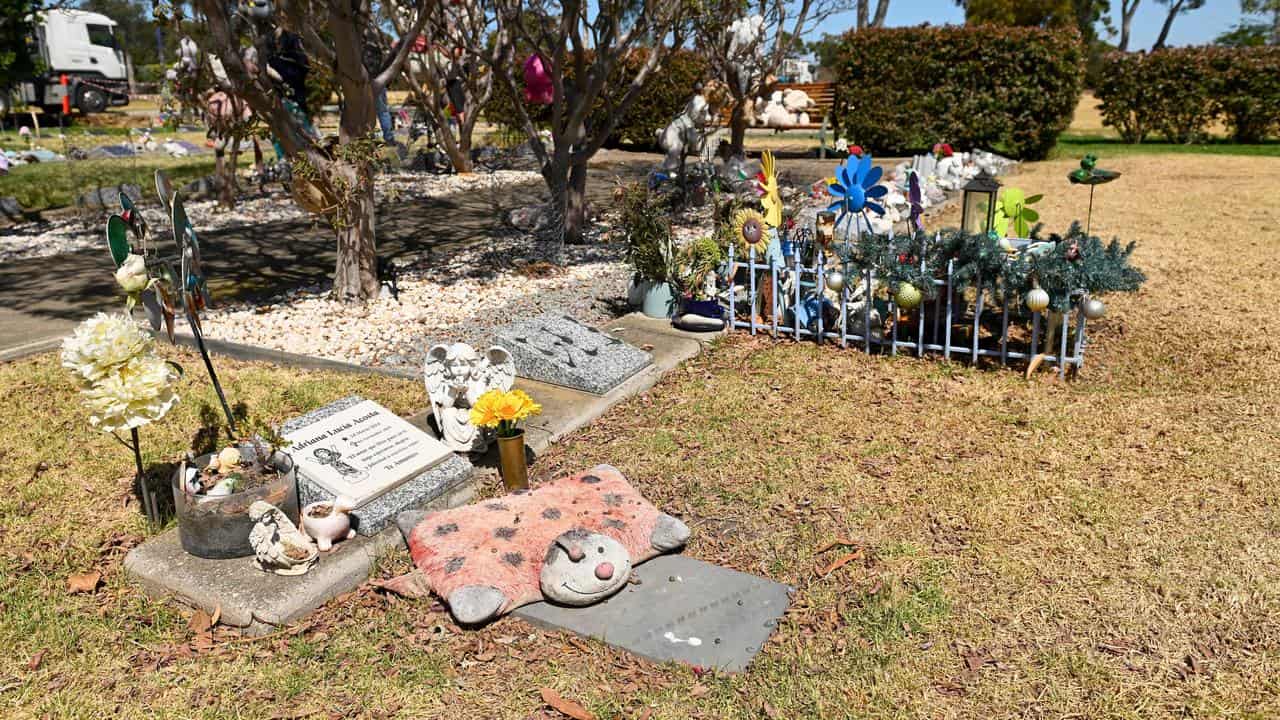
[282,396,473,535]
[494,314,652,395]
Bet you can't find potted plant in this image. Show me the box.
[469,388,542,492]
[672,235,725,322]
[619,184,677,318]
[171,423,298,559]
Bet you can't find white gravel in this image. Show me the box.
[0,169,543,263]
[197,234,630,369]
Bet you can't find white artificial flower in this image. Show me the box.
[114,253,150,294]
[61,313,154,384]
[835,137,849,153]
[81,353,179,433]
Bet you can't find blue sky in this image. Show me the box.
[817,1,1248,49]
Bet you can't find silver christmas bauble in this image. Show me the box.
[1025,287,1050,313]
[826,270,845,293]
[1083,297,1106,320]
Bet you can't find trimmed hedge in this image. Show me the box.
[1096,47,1280,144]
[485,48,709,149]
[829,26,1084,160]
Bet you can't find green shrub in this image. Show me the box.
[1207,46,1280,143]
[829,26,1084,160]
[1096,47,1280,144]
[485,49,709,149]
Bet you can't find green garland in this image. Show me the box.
[832,230,942,299]
[828,223,1144,313]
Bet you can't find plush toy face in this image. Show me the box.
[540,530,632,605]
[395,464,690,625]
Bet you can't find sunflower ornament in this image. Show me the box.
[755,150,782,228]
[732,208,769,256]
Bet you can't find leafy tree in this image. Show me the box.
[1151,0,1206,50]
[1241,0,1280,44]
[0,0,39,87]
[468,0,694,248]
[693,0,849,158]
[1215,20,1269,46]
[163,0,430,302]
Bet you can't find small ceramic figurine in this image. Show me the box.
[423,343,516,453]
[301,496,356,551]
[248,501,318,575]
[657,83,713,172]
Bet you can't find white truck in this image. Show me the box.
[1,9,130,116]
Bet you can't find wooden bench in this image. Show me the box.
[716,81,837,155]
[717,82,834,128]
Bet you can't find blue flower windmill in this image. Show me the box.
[826,154,887,239]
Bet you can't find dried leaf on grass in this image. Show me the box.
[540,688,596,720]
[67,571,101,594]
[27,648,47,671]
[820,551,862,577]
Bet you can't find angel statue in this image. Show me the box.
[423,343,517,453]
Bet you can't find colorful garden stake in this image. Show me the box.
[1068,154,1120,235]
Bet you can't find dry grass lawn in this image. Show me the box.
[2,154,1279,718]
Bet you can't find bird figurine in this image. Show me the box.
[248,501,318,576]
[1068,154,1120,185]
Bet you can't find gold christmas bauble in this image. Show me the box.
[1025,287,1050,313]
[894,282,922,310]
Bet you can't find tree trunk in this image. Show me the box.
[856,0,869,30]
[1152,0,1184,50]
[333,181,380,302]
[729,101,748,159]
[562,157,589,245]
[871,0,890,28]
[214,140,236,209]
[1119,0,1139,51]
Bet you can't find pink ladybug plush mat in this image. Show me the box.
[392,464,689,624]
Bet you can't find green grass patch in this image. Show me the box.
[1051,133,1280,159]
[0,155,229,212]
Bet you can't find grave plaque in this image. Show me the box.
[282,396,474,535]
[515,554,793,673]
[494,314,652,395]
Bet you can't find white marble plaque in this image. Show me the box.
[282,399,452,507]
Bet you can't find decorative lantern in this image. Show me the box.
[961,170,1001,236]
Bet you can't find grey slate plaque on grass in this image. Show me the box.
[282,395,474,536]
[515,554,792,673]
[494,314,652,395]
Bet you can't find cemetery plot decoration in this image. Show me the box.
[107,169,238,437]
[389,464,691,625]
[423,343,517,454]
[1068,154,1121,235]
[469,388,542,492]
[722,153,1144,378]
[61,313,181,526]
[725,224,1144,378]
[172,435,300,559]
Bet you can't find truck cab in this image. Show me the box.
[4,9,131,115]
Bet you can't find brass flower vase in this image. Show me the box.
[496,431,528,492]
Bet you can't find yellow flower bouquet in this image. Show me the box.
[469,388,542,438]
